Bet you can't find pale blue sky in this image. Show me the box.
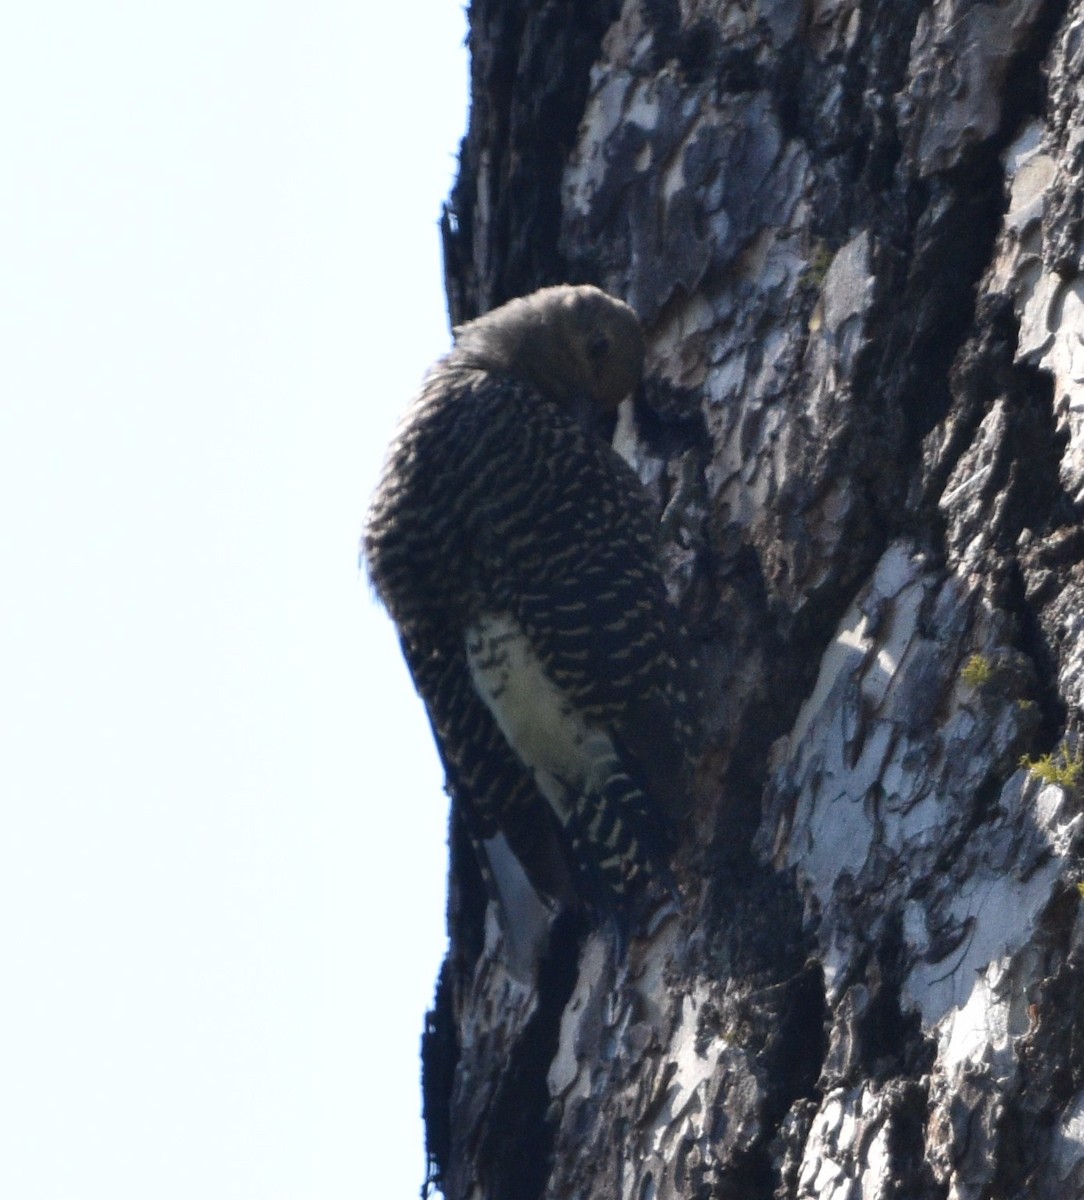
[1,4,468,1196]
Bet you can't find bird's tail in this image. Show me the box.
[562,767,681,956]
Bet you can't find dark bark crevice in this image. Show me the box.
[442,0,622,324]
[475,914,583,1200]
[990,884,1082,1197]
[422,961,458,1197]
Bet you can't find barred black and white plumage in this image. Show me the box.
[363,285,697,952]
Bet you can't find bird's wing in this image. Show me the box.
[456,377,695,790]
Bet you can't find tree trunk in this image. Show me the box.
[424,2,1084,1197]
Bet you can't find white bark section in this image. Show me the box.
[899,0,1048,176]
[999,120,1084,506]
[1050,1088,1084,1193]
[762,535,1079,1196]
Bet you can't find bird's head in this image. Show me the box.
[452,285,645,420]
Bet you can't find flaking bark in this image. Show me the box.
[425,2,1084,1197]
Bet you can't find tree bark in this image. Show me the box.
[426,2,1084,1197]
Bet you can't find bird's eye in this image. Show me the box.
[587,334,610,361]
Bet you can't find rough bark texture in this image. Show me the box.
[426,2,1084,1198]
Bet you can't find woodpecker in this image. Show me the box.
[364,285,696,950]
